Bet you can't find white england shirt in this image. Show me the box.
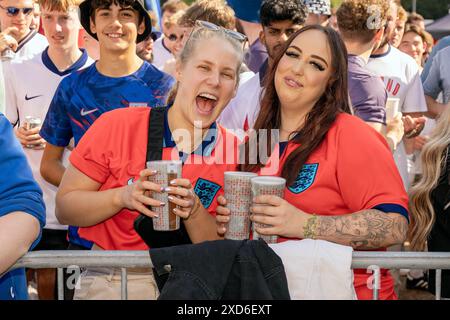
[0,31,48,114]
[218,72,264,139]
[367,45,428,190]
[152,36,173,70]
[4,48,93,230]
[12,31,48,63]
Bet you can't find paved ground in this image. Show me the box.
[398,275,435,300]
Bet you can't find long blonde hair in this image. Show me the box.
[409,108,450,251]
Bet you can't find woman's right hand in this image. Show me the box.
[119,168,165,218]
[216,196,230,236]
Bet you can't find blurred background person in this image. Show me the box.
[398,24,428,71]
[80,28,99,60]
[160,0,188,35]
[366,0,428,191]
[30,0,41,30]
[422,30,434,64]
[304,0,331,26]
[218,0,307,133]
[161,0,238,76]
[158,9,186,74]
[152,0,187,69]
[390,4,407,48]
[337,0,404,153]
[407,12,425,30]
[328,7,339,31]
[409,106,450,299]
[136,31,157,63]
[0,0,47,63]
[228,0,267,74]
[422,35,450,83]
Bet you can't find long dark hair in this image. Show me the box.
[241,25,351,186]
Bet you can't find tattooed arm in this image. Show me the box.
[248,196,408,250]
[304,210,408,250]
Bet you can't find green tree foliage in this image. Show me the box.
[331,0,343,8]
[174,0,448,20]
[401,0,450,20]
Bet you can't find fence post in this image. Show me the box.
[121,268,128,300]
[57,268,64,300]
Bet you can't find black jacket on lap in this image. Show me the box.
[150,239,290,300]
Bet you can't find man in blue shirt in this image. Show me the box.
[422,35,450,82]
[0,114,46,300]
[39,0,174,252]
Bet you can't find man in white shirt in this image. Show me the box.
[4,0,93,300]
[0,0,48,114]
[366,0,428,191]
[0,0,48,62]
[152,0,187,69]
[218,0,307,134]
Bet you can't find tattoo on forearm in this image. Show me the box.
[314,210,407,249]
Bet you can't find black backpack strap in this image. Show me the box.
[134,107,192,249]
[146,107,165,162]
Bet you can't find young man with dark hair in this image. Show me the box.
[218,0,307,133]
[38,0,174,295]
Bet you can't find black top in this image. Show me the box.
[428,148,450,297]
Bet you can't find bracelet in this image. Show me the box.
[404,128,418,139]
[186,194,202,220]
[303,214,318,239]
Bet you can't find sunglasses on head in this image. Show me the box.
[0,5,33,17]
[193,20,247,43]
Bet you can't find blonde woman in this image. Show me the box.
[409,106,450,298]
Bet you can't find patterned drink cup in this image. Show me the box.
[224,172,258,240]
[146,160,182,231]
[251,176,286,244]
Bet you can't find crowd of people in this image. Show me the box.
[0,0,449,301]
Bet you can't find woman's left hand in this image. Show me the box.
[251,195,307,238]
[164,178,201,219]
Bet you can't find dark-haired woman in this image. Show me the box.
[216,25,409,300]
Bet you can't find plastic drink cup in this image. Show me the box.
[224,171,258,240]
[24,116,42,148]
[146,160,182,231]
[386,98,400,120]
[251,176,286,244]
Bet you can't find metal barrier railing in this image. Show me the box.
[7,251,450,300]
